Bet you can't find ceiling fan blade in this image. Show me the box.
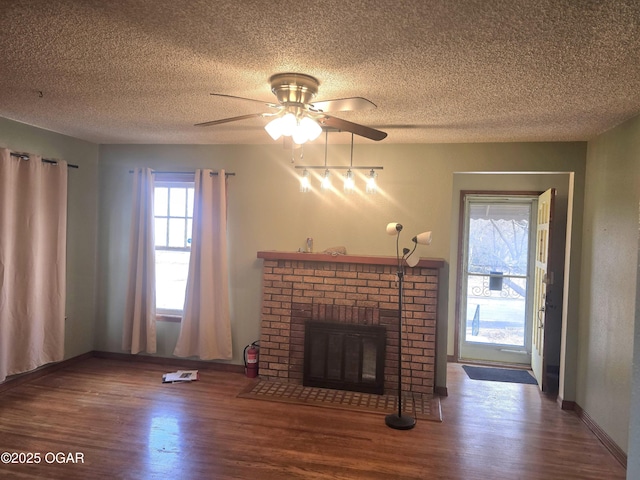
[210,93,279,109]
[194,113,266,127]
[309,97,376,113]
[318,115,387,141]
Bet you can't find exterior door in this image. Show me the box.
[531,188,555,390]
[459,195,537,365]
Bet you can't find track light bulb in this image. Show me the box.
[366,169,377,194]
[321,169,331,190]
[344,169,355,193]
[300,169,310,193]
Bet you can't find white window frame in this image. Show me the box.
[153,173,195,318]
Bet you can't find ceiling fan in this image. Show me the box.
[195,73,387,143]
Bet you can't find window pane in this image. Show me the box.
[154,187,168,217]
[155,250,190,311]
[155,218,167,247]
[169,188,187,217]
[168,218,186,247]
[187,188,194,218]
[186,219,192,247]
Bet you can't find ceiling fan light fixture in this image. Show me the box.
[291,116,322,145]
[292,126,308,145]
[265,112,301,141]
[201,73,387,142]
[280,112,297,137]
[300,116,322,141]
[264,116,283,140]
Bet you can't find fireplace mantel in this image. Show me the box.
[257,250,445,268]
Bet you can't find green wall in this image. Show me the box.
[580,115,640,456]
[97,141,587,391]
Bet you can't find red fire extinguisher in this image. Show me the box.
[244,341,259,378]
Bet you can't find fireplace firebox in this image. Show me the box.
[303,321,386,394]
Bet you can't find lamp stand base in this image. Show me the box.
[385,413,416,430]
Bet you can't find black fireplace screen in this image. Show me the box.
[303,321,386,394]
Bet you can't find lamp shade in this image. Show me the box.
[406,255,420,267]
[413,231,432,245]
[386,222,403,235]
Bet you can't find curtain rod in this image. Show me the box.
[127,169,235,177]
[10,152,79,169]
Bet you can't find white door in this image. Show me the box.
[459,195,537,365]
[531,188,555,390]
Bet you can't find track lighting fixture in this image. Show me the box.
[294,132,383,193]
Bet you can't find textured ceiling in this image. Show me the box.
[1,0,639,145]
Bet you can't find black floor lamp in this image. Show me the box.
[385,222,432,430]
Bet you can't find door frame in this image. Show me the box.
[454,190,543,364]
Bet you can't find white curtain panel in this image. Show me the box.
[122,168,157,354]
[0,148,67,383]
[174,169,232,360]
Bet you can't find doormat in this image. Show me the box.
[462,365,538,385]
[238,380,442,422]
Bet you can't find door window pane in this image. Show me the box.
[467,203,530,276]
[463,199,533,352]
[465,276,527,346]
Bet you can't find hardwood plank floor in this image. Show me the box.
[0,358,626,479]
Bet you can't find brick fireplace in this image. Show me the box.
[256,251,444,395]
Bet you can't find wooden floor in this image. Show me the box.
[0,357,626,479]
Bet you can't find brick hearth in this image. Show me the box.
[256,251,444,395]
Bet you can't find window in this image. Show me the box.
[154,178,194,315]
